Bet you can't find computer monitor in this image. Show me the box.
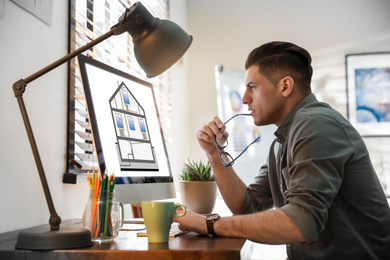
[77,54,176,204]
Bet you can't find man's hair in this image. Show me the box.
[245,41,313,94]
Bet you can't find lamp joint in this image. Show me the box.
[13,79,27,97]
[49,215,62,231]
[135,14,146,25]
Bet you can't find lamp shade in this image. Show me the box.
[134,19,192,78]
[119,2,193,78]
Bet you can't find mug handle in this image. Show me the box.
[173,203,187,217]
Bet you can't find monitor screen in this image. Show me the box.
[77,54,175,204]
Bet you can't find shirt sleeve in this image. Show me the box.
[280,112,356,244]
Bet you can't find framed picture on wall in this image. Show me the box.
[346,52,390,137]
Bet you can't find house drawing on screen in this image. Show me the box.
[109,82,159,171]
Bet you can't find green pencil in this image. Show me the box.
[103,176,111,237]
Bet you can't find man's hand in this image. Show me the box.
[196,116,229,156]
[172,210,209,236]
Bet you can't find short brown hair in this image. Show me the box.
[245,41,313,94]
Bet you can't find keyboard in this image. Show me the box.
[168,222,190,237]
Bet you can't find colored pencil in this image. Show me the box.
[85,170,117,239]
[98,175,107,236]
[86,171,92,189]
[103,177,111,237]
[90,172,100,236]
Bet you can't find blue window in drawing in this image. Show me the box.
[115,113,124,129]
[139,118,146,133]
[122,90,130,105]
[128,116,136,131]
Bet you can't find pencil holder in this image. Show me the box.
[83,190,123,242]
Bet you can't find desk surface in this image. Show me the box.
[0,219,253,260]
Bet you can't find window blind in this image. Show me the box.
[64,0,171,182]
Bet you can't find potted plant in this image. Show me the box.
[178,160,217,214]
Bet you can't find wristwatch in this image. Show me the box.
[205,213,221,236]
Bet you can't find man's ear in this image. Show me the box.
[279,76,294,97]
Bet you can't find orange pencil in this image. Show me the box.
[94,201,100,237]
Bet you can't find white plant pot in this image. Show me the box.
[179,181,217,215]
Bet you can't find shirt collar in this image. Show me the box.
[274,93,317,143]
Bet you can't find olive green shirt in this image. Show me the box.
[240,94,390,259]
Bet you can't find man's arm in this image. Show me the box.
[206,152,247,214]
[196,117,248,214]
[174,208,306,244]
[216,208,305,244]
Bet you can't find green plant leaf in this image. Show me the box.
[179,159,214,181]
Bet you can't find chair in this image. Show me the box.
[131,203,143,218]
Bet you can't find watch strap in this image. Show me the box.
[206,214,220,236]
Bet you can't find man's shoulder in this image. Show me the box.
[291,100,361,143]
[295,100,345,123]
[291,101,355,137]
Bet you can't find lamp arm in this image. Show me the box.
[12,28,119,231]
[24,30,114,87]
[13,90,61,230]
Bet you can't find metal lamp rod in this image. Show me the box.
[12,29,116,231]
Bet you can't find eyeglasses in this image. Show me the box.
[215,113,260,167]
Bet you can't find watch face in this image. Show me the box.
[206,213,220,221]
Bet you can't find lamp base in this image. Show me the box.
[15,226,92,250]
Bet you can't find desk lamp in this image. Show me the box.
[13,2,192,250]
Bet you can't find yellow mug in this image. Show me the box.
[141,201,187,243]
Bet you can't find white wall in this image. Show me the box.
[168,0,191,189]
[0,1,89,233]
[186,0,390,189]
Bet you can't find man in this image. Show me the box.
[173,41,390,259]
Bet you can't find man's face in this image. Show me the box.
[243,65,285,127]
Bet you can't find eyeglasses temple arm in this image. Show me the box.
[223,113,252,125]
